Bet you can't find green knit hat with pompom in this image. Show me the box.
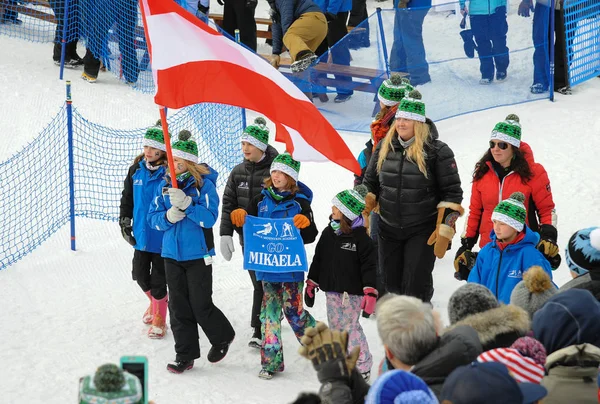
[171,130,198,163]
[492,191,527,232]
[377,74,412,107]
[270,153,301,182]
[332,184,368,221]
[142,120,166,152]
[491,113,522,148]
[241,117,270,151]
[93,364,126,393]
[395,89,426,122]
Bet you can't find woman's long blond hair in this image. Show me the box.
[376,121,431,178]
[167,160,210,189]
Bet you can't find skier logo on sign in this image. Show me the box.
[280,222,294,238]
[254,222,277,237]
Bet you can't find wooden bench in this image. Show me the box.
[1,0,56,23]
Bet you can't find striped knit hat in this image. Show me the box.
[396,90,426,122]
[477,348,545,384]
[332,185,368,221]
[492,192,527,232]
[491,113,522,148]
[270,153,300,182]
[377,74,412,107]
[171,130,198,163]
[142,122,166,152]
[240,117,270,151]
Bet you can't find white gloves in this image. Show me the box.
[220,236,235,261]
[166,207,186,224]
[168,188,192,210]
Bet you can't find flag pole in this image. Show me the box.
[159,107,178,189]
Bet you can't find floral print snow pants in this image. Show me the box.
[261,281,316,372]
[326,292,373,373]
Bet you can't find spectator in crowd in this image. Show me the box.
[532,289,600,403]
[389,0,431,86]
[219,0,258,51]
[268,0,328,73]
[347,0,369,50]
[80,0,140,84]
[477,348,546,384]
[314,0,353,103]
[511,336,548,368]
[559,227,600,301]
[455,114,558,281]
[510,265,557,319]
[49,0,83,67]
[459,0,509,84]
[440,361,548,404]
[1,0,21,24]
[447,283,531,351]
[520,0,571,94]
[363,90,463,302]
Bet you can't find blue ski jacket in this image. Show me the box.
[468,227,553,304]
[459,0,507,15]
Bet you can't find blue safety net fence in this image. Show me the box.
[285,0,553,133]
[563,0,600,86]
[0,103,243,270]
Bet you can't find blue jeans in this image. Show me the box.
[470,6,509,80]
[389,8,430,85]
[532,3,550,87]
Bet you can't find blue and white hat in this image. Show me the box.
[565,227,600,278]
[366,370,438,404]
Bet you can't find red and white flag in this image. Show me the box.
[139,0,360,175]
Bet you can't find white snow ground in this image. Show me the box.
[1,9,600,404]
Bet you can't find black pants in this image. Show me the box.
[554,8,570,89]
[315,11,353,95]
[132,250,167,299]
[378,218,436,303]
[348,0,370,49]
[223,0,257,51]
[48,0,80,61]
[240,238,263,333]
[165,258,235,361]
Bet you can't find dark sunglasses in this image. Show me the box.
[489,141,509,150]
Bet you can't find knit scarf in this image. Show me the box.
[145,160,162,171]
[267,186,289,202]
[370,105,399,150]
[397,135,415,149]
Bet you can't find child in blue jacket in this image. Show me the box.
[460,0,509,84]
[468,192,552,304]
[230,153,318,380]
[148,131,235,374]
[119,123,168,339]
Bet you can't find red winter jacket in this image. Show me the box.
[465,142,555,248]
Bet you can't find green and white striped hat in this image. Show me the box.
[270,153,300,182]
[241,117,270,151]
[395,90,426,123]
[332,185,368,221]
[377,74,412,107]
[142,122,166,152]
[492,192,527,232]
[171,130,198,163]
[491,114,522,148]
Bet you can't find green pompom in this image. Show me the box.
[353,184,368,198]
[509,191,526,203]
[254,117,267,127]
[401,77,411,85]
[178,130,192,141]
[408,89,422,100]
[505,113,520,123]
[155,119,162,127]
[93,364,125,393]
[389,73,404,86]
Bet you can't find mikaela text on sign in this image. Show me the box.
[242,216,308,273]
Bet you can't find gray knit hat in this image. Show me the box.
[448,283,500,324]
[510,266,558,318]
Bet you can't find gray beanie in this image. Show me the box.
[510,266,557,318]
[448,283,500,324]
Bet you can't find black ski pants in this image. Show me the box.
[48,0,80,61]
[378,218,436,303]
[132,250,167,300]
[165,258,235,361]
[240,237,263,334]
[222,0,258,51]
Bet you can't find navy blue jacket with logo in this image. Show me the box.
[119,160,166,254]
[246,182,318,282]
[308,225,376,296]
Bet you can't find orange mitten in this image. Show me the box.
[293,214,310,229]
[230,208,247,227]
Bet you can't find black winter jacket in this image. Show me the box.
[219,146,279,237]
[307,225,376,296]
[363,119,463,229]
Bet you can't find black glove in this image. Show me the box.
[518,0,534,17]
[246,0,257,8]
[454,237,477,281]
[547,253,562,270]
[537,224,559,258]
[198,4,209,14]
[325,12,337,22]
[119,217,136,246]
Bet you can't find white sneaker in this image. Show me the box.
[248,337,261,349]
[258,369,274,380]
[479,78,492,85]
